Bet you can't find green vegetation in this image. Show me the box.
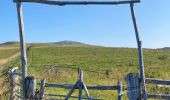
[0,49,19,60]
[2,44,170,99]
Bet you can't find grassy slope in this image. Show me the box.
[5,45,170,99]
[0,49,19,60]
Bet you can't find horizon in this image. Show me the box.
[1,0,170,48]
[0,40,167,49]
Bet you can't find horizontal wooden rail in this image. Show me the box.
[14,0,140,6]
[44,83,119,90]
[147,94,170,99]
[45,94,102,100]
[145,78,170,85]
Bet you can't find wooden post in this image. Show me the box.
[16,0,28,98]
[40,79,45,99]
[125,73,141,100]
[130,3,147,99]
[78,82,83,100]
[24,76,36,99]
[9,72,15,100]
[9,67,19,100]
[117,81,123,100]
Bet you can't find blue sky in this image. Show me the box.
[0,0,170,48]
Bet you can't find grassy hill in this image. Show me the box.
[54,40,88,45]
[0,41,19,46]
[1,42,170,99]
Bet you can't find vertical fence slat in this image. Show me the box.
[9,72,15,100]
[78,82,83,100]
[118,81,122,100]
[125,73,141,100]
[40,79,45,99]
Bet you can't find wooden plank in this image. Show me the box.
[125,73,141,100]
[14,0,140,6]
[44,83,119,90]
[65,81,79,99]
[145,78,170,85]
[46,94,103,100]
[147,94,170,99]
[82,82,91,99]
[9,72,15,100]
[9,67,19,100]
[39,79,45,99]
[78,82,83,100]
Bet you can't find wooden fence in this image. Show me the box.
[125,73,170,100]
[8,67,22,100]
[9,67,123,100]
[146,78,170,99]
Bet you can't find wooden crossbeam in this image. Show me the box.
[145,78,170,85]
[147,94,170,99]
[14,0,140,6]
[44,83,119,90]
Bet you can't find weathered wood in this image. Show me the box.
[82,82,91,99]
[44,83,119,90]
[65,81,79,99]
[125,73,141,100]
[40,79,45,99]
[117,81,123,100]
[14,0,140,6]
[9,72,15,100]
[145,78,170,85]
[9,67,19,100]
[130,3,147,100]
[78,82,83,100]
[45,94,103,100]
[25,76,36,99]
[11,72,22,76]
[147,94,170,99]
[16,0,28,98]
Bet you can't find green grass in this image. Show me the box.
[0,49,19,60]
[5,45,170,99]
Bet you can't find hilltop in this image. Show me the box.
[54,40,88,45]
[0,41,19,45]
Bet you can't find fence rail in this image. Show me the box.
[147,94,170,99]
[14,0,140,6]
[9,67,170,100]
[45,94,103,100]
[44,83,120,90]
[9,67,123,100]
[145,78,170,99]
[145,78,170,85]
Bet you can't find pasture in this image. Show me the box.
[7,44,170,99]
